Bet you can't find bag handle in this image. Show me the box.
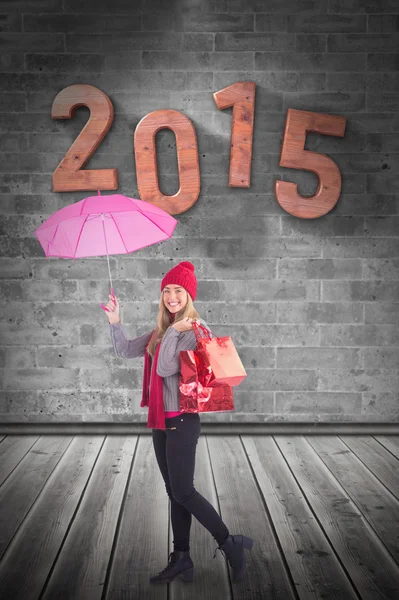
[192,320,213,342]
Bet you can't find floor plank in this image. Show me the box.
[0,434,398,600]
[41,436,135,600]
[0,436,104,600]
[242,435,358,600]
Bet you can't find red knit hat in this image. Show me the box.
[161,261,197,301]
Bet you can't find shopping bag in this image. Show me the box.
[179,349,234,414]
[192,321,247,386]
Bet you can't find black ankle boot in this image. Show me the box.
[149,550,194,584]
[213,534,254,581]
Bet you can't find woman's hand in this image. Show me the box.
[172,317,199,332]
[105,294,121,325]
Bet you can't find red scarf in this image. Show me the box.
[140,312,176,430]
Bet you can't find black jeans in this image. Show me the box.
[152,412,229,552]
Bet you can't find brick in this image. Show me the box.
[335,153,398,174]
[328,32,399,52]
[329,0,399,13]
[368,14,399,32]
[276,392,361,416]
[365,302,399,324]
[26,53,106,72]
[367,53,399,70]
[184,72,213,90]
[64,0,139,12]
[0,174,30,193]
[324,281,399,302]
[318,368,399,393]
[255,14,287,32]
[364,216,399,236]
[326,72,366,91]
[214,70,298,91]
[0,133,27,152]
[277,346,362,368]
[363,260,399,280]
[0,0,62,12]
[142,11,176,31]
[320,323,399,346]
[0,53,24,71]
[215,32,295,51]
[321,238,399,258]
[183,33,214,51]
[255,51,366,71]
[361,394,399,419]
[281,216,364,238]
[0,13,21,31]
[367,93,399,111]
[287,14,367,32]
[278,258,362,280]
[296,34,327,53]
[66,32,183,52]
[209,0,328,13]
[23,14,141,33]
[0,32,64,51]
[366,133,399,152]
[176,11,254,32]
[299,72,326,91]
[362,347,399,368]
[0,94,25,111]
[283,91,365,112]
[140,71,186,91]
[345,113,399,132]
[366,72,399,92]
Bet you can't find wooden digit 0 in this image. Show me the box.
[213,81,256,188]
[51,84,118,192]
[275,108,346,218]
[134,109,200,215]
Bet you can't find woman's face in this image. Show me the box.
[163,284,188,313]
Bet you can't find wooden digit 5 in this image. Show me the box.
[213,81,256,188]
[51,84,118,192]
[134,109,200,215]
[275,108,346,218]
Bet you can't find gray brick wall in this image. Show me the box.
[1,0,398,424]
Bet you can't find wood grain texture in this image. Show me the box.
[51,84,118,192]
[213,81,256,188]
[275,108,346,218]
[134,109,200,215]
[1,434,398,598]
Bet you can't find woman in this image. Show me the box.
[105,261,254,584]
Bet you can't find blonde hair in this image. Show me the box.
[146,289,200,357]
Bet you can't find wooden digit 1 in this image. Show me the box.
[275,108,346,218]
[213,81,256,188]
[134,109,200,215]
[51,84,118,192]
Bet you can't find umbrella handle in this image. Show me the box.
[100,287,116,313]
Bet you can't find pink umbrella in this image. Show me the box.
[34,192,178,312]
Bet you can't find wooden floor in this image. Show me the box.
[0,434,398,600]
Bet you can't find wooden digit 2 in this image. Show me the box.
[213,81,256,188]
[134,109,200,215]
[51,84,118,192]
[275,108,346,218]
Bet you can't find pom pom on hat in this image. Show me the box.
[161,261,197,301]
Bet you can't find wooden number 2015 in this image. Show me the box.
[213,81,256,188]
[275,108,347,218]
[51,83,347,219]
[51,84,118,192]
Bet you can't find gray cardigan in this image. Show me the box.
[109,318,211,412]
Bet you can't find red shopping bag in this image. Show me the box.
[192,321,247,387]
[179,349,234,414]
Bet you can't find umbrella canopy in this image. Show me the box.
[34,193,178,259]
[34,192,179,312]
